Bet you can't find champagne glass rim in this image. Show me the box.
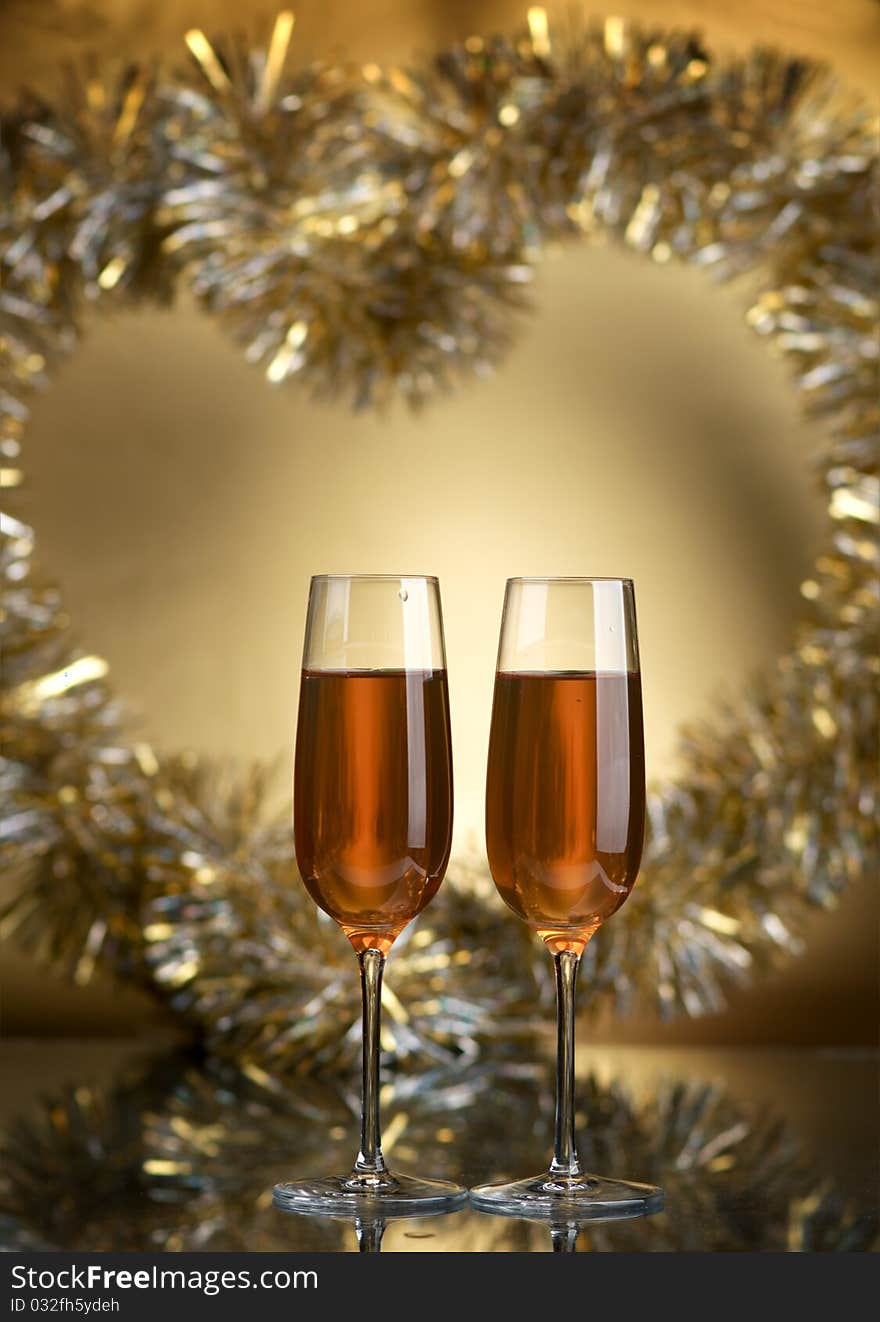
[310,573,440,584]
[506,576,634,585]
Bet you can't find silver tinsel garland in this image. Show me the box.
[0,11,877,1073]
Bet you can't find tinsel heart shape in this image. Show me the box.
[0,11,876,1074]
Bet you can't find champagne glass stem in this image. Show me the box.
[275,938,465,1211]
[550,949,582,1178]
[354,948,387,1177]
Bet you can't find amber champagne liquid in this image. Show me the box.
[486,671,645,954]
[294,669,453,954]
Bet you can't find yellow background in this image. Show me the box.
[1,0,877,1044]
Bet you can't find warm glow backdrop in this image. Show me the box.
[1,0,878,1045]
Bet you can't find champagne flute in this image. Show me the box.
[274,574,466,1214]
[471,577,663,1218]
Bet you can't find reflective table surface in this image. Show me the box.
[1,1039,876,1252]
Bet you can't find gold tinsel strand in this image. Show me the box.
[0,11,877,1065]
[14,59,171,300]
[159,13,531,407]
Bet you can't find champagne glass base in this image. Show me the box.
[274,1171,467,1216]
[470,1171,664,1221]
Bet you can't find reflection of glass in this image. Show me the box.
[473,578,663,1218]
[354,1215,386,1254]
[275,1204,458,1253]
[274,575,466,1214]
[474,1206,637,1252]
[548,1220,583,1254]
